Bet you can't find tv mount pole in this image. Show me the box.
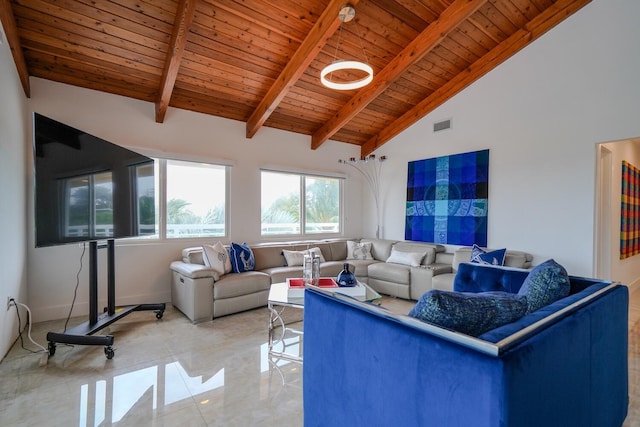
[46,239,165,359]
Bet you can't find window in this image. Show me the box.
[165,160,227,239]
[59,159,227,243]
[261,170,341,236]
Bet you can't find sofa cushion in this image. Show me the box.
[470,244,506,266]
[320,261,352,278]
[282,247,326,266]
[344,259,379,278]
[326,240,348,261]
[517,259,570,314]
[368,262,410,285]
[308,243,330,262]
[201,242,232,275]
[251,244,288,270]
[503,251,532,268]
[391,242,441,265]
[282,249,305,266]
[229,242,255,273]
[213,271,271,299]
[386,249,425,267]
[347,240,373,260]
[479,280,613,344]
[408,289,528,337]
[365,239,397,261]
[262,266,303,284]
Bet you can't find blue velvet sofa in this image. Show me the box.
[303,263,629,427]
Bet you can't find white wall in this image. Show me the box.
[0,24,29,358]
[378,0,640,280]
[26,78,365,322]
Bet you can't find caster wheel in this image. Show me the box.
[104,346,115,359]
[155,310,164,320]
[48,342,56,357]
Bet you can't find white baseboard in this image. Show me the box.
[31,291,172,323]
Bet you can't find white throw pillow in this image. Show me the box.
[307,247,326,263]
[283,247,326,266]
[202,242,232,275]
[283,249,306,266]
[346,240,373,260]
[386,250,426,267]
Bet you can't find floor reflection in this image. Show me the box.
[0,305,305,426]
[79,361,225,426]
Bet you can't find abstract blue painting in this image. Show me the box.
[405,149,489,245]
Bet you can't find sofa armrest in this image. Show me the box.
[409,263,455,299]
[427,263,452,275]
[181,246,206,264]
[170,260,221,282]
[427,263,455,291]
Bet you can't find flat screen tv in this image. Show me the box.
[33,113,156,247]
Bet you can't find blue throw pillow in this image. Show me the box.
[229,242,255,273]
[517,259,570,314]
[470,244,506,266]
[408,289,527,337]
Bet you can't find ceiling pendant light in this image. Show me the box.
[321,4,373,91]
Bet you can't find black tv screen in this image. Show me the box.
[33,113,156,247]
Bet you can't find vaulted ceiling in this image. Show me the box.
[0,0,590,156]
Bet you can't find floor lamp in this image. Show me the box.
[339,155,386,239]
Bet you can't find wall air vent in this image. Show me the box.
[433,119,452,132]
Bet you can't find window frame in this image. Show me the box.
[121,157,231,243]
[260,168,344,238]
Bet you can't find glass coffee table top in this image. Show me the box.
[267,280,381,362]
[267,280,382,307]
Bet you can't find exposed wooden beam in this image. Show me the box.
[311,0,487,150]
[245,0,359,139]
[0,0,31,97]
[360,0,592,156]
[155,0,196,123]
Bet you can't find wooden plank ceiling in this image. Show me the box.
[1,0,590,156]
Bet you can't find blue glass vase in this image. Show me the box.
[336,263,356,287]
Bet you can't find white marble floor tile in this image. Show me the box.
[1,291,638,427]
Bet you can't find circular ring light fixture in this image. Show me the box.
[321,60,373,90]
[320,4,373,91]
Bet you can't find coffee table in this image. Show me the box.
[267,281,381,362]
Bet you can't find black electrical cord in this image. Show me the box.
[12,300,38,354]
[63,242,86,333]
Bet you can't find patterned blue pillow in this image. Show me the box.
[517,259,570,314]
[409,289,527,337]
[470,244,506,266]
[229,242,255,273]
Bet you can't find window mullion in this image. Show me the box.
[158,159,167,240]
[300,175,306,236]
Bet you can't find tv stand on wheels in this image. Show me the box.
[46,239,165,359]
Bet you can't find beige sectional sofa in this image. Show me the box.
[169,239,532,323]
